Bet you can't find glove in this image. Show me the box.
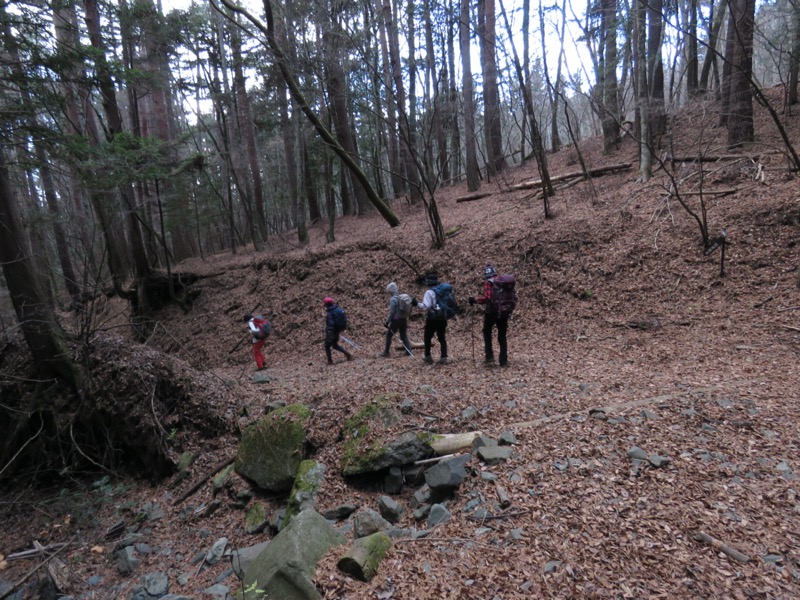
[411,297,418,306]
[468,297,476,306]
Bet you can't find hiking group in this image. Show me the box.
[241,264,516,370]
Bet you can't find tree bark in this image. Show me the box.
[725,0,756,148]
[478,0,505,176]
[460,0,480,191]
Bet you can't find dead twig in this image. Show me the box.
[0,536,77,600]
[466,508,531,522]
[172,455,235,506]
[692,530,751,563]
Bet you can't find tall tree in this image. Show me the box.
[724,0,756,147]
[460,0,480,191]
[477,0,505,176]
[599,0,621,152]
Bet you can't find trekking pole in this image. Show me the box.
[340,335,362,351]
[229,333,250,354]
[388,328,414,357]
[470,308,476,363]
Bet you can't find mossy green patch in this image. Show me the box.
[283,460,326,530]
[341,396,405,476]
[235,404,312,492]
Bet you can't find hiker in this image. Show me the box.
[378,282,413,358]
[245,313,271,370]
[468,264,516,367]
[323,297,352,365]
[414,272,453,365]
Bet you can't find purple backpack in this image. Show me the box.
[490,275,517,316]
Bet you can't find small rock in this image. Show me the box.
[399,399,415,414]
[648,454,671,468]
[251,373,270,384]
[378,496,404,524]
[427,504,451,527]
[627,446,649,461]
[544,560,562,573]
[480,472,497,481]
[143,572,169,597]
[498,431,518,446]
[641,409,660,420]
[353,509,391,538]
[461,406,478,420]
[202,583,229,599]
[205,538,228,566]
[476,446,513,465]
[384,466,403,494]
[117,546,140,576]
[508,529,524,541]
[776,461,793,473]
[681,408,697,417]
[322,503,358,521]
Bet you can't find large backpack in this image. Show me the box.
[396,293,413,318]
[253,316,271,339]
[431,283,459,320]
[490,275,518,316]
[331,305,348,331]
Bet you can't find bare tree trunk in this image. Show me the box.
[700,0,726,95]
[230,16,269,242]
[460,0,480,191]
[424,0,449,183]
[647,0,666,141]
[787,4,800,106]
[600,0,621,152]
[636,0,652,181]
[406,0,422,202]
[447,2,461,181]
[726,0,755,148]
[0,156,79,385]
[478,0,505,176]
[686,0,699,96]
[377,2,404,197]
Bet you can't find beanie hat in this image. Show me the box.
[386,282,398,295]
[425,272,439,286]
[322,297,335,306]
[243,313,253,322]
[483,264,497,280]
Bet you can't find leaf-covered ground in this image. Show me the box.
[1,90,799,598]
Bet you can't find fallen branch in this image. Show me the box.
[172,455,235,506]
[511,163,632,190]
[414,453,456,466]
[668,152,777,163]
[466,508,531,522]
[7,543,71,562]
[777,305,800,312]
[692,530,751,563]
[664,188,738,197]
[0,537,77,600]
[781,325,800,333]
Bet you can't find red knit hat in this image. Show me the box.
[322,297,335,306]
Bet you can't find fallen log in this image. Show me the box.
[511,163,631,190]
[692,530,751,563]
[664,188,738,197]
[337,532,392,582]
[456,192,493,203]
[429,431,483,455]
[494,482,511,508]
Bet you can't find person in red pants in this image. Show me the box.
[245,313,270,370]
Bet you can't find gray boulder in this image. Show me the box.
[235,405,311,493]
[239,510,345,600]
[340,399,434,476]
[354,509,391,538]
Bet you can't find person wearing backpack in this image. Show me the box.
[244,313,271,370]
[323,297,352,365]
[414,272,450,365]
[378,282,414,358]
[468,264,516,367]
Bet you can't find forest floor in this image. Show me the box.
[2,90,800,599]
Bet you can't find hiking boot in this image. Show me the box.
[326,359,334,366]
[423,356,434,365]
[438,357,448,365]
[376,352,390,358]
[499,360,508,368]
[484,358,496,367]
[344,351,353,361]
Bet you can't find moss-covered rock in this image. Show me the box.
[245,501,268,534]
[235,404,311,493]
[282,460,326,530]
[340,398,434,476]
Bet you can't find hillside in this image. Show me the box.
[1,92,799,599]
